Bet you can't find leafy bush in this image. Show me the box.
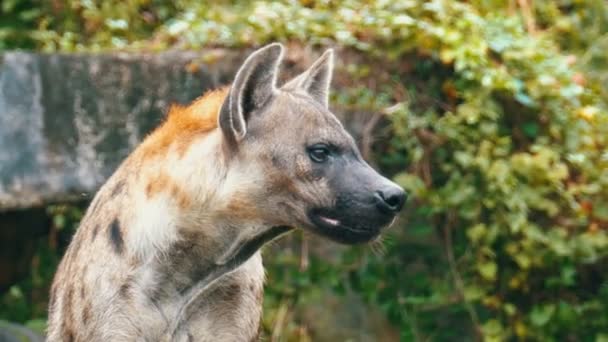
[2,0,608,340]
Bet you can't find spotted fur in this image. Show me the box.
[48,43,405,341]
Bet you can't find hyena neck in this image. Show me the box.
[128,131,291,338]
[128,129,277,262]
[163,224,291,339]
[123,128,291,327]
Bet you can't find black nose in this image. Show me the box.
[374,187,406,214]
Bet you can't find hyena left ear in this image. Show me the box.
[219,43,284,144]
[283,49,334,108]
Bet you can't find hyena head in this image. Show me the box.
[218,43,406,244]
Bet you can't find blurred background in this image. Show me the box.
[1,0,607,341]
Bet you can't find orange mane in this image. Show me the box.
[139,87,229,159]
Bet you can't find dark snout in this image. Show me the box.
[347,162,407,221]
[375,184,407,215]
[307,159,407,245]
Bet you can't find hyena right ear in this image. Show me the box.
[219,43,284,144]
[283,49,334,108]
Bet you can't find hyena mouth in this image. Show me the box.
[317,214,340,227]
[307,208,381,244]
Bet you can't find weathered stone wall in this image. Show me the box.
[0,50,375,211]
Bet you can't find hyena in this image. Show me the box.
[47,43,406,341]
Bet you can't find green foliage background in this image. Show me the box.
[2,0,608,340]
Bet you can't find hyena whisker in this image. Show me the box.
[369,236,388,257]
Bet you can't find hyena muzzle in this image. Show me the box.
[47,43,406,341]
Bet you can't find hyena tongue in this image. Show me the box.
[319,215,340,227]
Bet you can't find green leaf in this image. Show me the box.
[521,122,539,138]
[482,319,504,337]
[467,224,486,244]
[1,0,19,13]
[530,304,556,327]
[478,261,497,281]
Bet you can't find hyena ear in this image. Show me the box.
[219,43,284,143]
[283,49,334,108]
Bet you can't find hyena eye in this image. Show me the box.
[308,144,331,163]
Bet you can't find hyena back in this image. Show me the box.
[48,43,405,341]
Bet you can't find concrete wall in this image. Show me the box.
[0,49,375,211]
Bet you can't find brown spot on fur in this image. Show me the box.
[109,218,124,254]
[146,172,169,197]
[110,179,126,198]
[146,172,192,209]
[82,302,92,325]
[270,172,299,195]
[65,287,74,315]
[70,235,82,257]
[270,153,284,169]
[295,154,312,179]
[170,181,192,209]
[139,87,228,160]
[255,286,263,303]
[88,196,102,215]
[91,224,99,241]
[222,283,241,300]
[119,278,132,299]
[224,195,259,221]
[250,282,264,306]
[81,264,88,280]
[127,255,141,267]
[148,286,164,305]
[61,286,75,341]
